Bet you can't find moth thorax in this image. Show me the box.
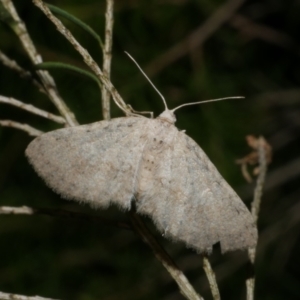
[157,109,176,124]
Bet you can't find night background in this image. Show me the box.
[0,0,300,299]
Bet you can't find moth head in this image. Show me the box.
[157,96,245,125]
[157,109,177,124]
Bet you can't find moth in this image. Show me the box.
[25,96,257,254]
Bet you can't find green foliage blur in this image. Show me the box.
[0,0,300,299]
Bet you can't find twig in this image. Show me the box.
[246,136,268,300]
[32,0,131,116]
[0,50,45,93]
[250,136,268,224]
[0,96,66,124]
[101,0,114,120]
[0,0,78,126]
[202,255,221,300]
[145,0,245,76]
[245,257,255,300]
[0,291,58,300]
[0,206,131,230]
[0,120,43,136]
[129,212,203,300]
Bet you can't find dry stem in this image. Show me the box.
[0,50,45,92]
[246,136,268,300]
[202,255,221,300]
[32,0,131,116]
[0,206,131,230]
[129,212,204,300]
[0,96,66,124]
[250,136,268,224]
[101,0,114,120]
[0,291,58,300]
[1,0,78,126]
[0,120,43,136]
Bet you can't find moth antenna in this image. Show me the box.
[124,51,168,110]
[171,96,244,113]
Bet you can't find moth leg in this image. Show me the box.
[127,104,154,118]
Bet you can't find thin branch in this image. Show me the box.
[250,136,268,224]
[129,212,203,300]
[0,50,45,92]
[0,96,66,124]
[245,261,255,300]
[145,0,245,76]
[0,120,43,136]
[32,0,131,116]
[246,136,268,300]
[0,291,58,300]
[0,206,132,230]
[101,0,114,120]
[1,0,78,126]
[202,255,221,300]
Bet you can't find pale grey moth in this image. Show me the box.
[25,100,257,254]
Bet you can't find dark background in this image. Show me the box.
[0,0,300,299]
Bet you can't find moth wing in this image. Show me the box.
[136,124,257,253]
[179,134,257,253]
[26,117,149,209]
